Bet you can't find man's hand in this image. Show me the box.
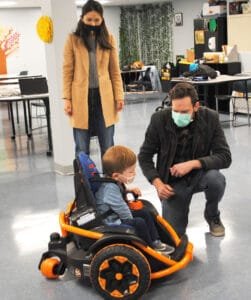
[170,160,202,178]
[116,100,124,112]
[152,178,175,200]
[64,99,72,116]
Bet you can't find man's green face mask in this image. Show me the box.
[172,111,192,127]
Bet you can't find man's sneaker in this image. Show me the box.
[205,213,225,237]
[152,240,175,254]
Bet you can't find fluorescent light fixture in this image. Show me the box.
[0,1,17,7]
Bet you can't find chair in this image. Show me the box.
[231,80,251,126]
[19,77,48,133]
[215,79,251,126]
[130,67,152,91]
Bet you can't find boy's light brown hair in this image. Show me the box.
[102,145,136,176]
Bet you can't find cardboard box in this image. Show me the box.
[203,3,227,16]
[186,49,195,62]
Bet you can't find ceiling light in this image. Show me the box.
[0,1,17,7]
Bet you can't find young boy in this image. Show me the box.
[95,145,174,254]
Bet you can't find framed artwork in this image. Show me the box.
[174,12,183,26]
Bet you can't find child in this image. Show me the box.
[95,145,174,254]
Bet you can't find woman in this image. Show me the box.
[63,0,124,156]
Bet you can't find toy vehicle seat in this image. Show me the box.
[71,155,137,236]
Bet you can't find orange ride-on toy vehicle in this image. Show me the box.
[39,152,193,299]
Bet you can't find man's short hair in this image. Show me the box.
[102,145,136,176]
[169,82,198,105]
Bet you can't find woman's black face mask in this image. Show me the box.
[82,23,101,34]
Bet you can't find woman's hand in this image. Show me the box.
[116,100,124,112]
[64,99,72,116]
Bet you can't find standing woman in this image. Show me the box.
[63,0,124,156]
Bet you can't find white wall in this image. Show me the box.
[172,0,205,60]
[0,5,120,76]
[0,8,47,75]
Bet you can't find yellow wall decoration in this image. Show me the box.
[36,16,53,43]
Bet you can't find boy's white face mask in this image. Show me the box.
[117,164,136,185]
[119,174,135,185]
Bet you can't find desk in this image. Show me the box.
[0,93,52,156]
[0,74,42,81]
[171,75,251,107]
[177,62,241,76]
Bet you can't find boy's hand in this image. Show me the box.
[129,187,142,197]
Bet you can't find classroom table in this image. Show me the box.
[0,93,52,156]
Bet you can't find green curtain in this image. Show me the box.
[119,2,173,70]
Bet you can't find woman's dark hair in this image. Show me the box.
[74,0,112,50]
[169,82,199,105]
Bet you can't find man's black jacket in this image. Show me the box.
[138,107,232,184]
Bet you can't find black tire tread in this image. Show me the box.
[90,244,151,300]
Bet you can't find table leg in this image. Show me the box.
[27,101,32,132]
[244,80,250,126]
[16,102,19,124]
[22,100,32,138]
[9,102,16,139]
[43,97,53,156]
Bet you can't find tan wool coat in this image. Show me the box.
[62,33,124,129]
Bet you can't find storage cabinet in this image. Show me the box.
[194,17,227,59]
[228,14,251,51]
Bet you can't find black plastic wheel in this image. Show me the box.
[50,232,60,242]
[90,244,151,300]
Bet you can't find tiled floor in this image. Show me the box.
[1,99,251,300]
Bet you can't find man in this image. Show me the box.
[138,82,231,237]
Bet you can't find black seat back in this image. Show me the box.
[19,70,28,75]
[19,77,48,95]
[233,80,251,94]
[143,67,152,82]
[73,159,97,211]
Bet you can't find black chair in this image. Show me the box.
[231,80,251,126]
[132,67,152,91]
[19,71,28,76]
[215,79,251,126]
[19,77,48,133]
[126,67,153,94]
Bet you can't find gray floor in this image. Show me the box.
[1,98,251,300]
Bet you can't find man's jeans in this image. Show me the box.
[162,170,226,237]
[73,88,114,157]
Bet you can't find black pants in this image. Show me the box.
[162,170,226,237]
[122,209,159,246]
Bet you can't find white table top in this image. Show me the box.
[171,74,251,85]
[0,93,49,102]
[0,74,42,81]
